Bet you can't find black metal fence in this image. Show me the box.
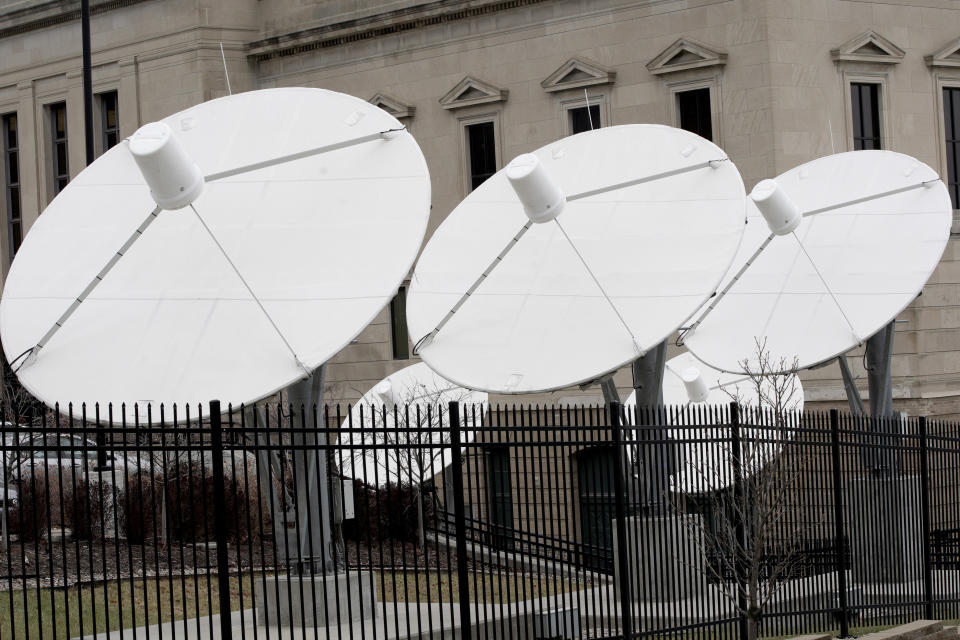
[0,401,957,640]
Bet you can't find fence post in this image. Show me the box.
[209,400,234,640]
[611,402,634,640]
[918,416,933,620]
[448,401,472,640]
[830,409,850,638]
[729,403,750,640]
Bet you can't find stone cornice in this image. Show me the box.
[0,0,152,40]
[247,0,551,62]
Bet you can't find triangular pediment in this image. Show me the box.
[369,93,415,119]
[831,30,904,64]
[541,56,616,92]
[439,76,508,110]
[647,38,727,76]
[925,37,960,68]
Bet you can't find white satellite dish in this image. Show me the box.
[625,352,804,493]
[684,150,952,374]
[407,124,746,394]
[336,362,487,486]
[0,88,430,416]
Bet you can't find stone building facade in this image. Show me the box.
[0,0,959,417]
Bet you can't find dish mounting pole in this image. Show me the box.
[837,354,865,416]
[864,320,900,476]
[631,341,673,511]
[283,364,334,573]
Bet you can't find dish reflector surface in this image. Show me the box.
[626,352,804,493]
[685,150,952,374]
[0,88,431,414]
[336,362,487,486]
[408,125,746,394]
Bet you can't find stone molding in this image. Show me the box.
[540,56,616,92]
[925,37,960,68]
[831,30,905,64]
[646,38,727,76]
[439,76,508,110]
[369,93,415,119]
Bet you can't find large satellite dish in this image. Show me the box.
[337,362,487,486]
[407,125,746,394]
[0,88,430,415]
[626,352,804,493]
[684,150,952,374]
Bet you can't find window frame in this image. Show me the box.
[675,86,714,142]
[934,72,960,229]
[389,284,410,360]
[666,75,722,146]
[96,90,120,156]
[841,71,890,151]
[560,92,608,136]
[484,445,514,551]
[2,112,22,262]
[47,101,69,197]
[458,112,502,196]
[849,82,882,150]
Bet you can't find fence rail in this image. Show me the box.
[0,401,957,640]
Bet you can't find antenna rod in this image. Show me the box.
[219,43,232,96]
[17,206,162,370]
[555,218,645,355]
[81,0,94,165]
[682,232,775,341]
[566,158,727,202]
[584,89,595,131]
[791,231,859,341]
[204,127,403,182]
[802,181,935,218]
[190,204,310,375]
[415,220,533,351]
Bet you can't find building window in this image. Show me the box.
[466,121,496,190]
[485,446,513,551]
[677,87,713,141]
[577,446,617,571]
[851,83,881,150]
[569,104,601,134]
[98,91,119,154]
[944,87,960,210]
[49,102,69,194]
[3,113,22,260]
[390,285,409,360]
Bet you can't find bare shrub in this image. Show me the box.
[162,452,267,543]
[345,480,437,543]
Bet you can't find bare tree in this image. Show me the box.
[674,339,813,640]
[341,375,480,548]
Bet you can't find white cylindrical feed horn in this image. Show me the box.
[376,379,398,409]
[506,153,566,224]
[129,122,204,210]
[680,367,710,403]
[750,179,801,235]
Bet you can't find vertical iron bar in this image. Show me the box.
[730,402,749,640]
[918,416,933,620]
[611,401,634,640]
[830,409,850,638]
[448,401,472,640]
[210,400,234,640]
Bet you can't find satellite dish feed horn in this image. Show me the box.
[129,122,204,210]
[751,179,800,235]
[506,154,566,223]
[680,367,709,403]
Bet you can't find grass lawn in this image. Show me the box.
[0,574,252,640]
[0,570,576,637]
[375,569,577,604]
